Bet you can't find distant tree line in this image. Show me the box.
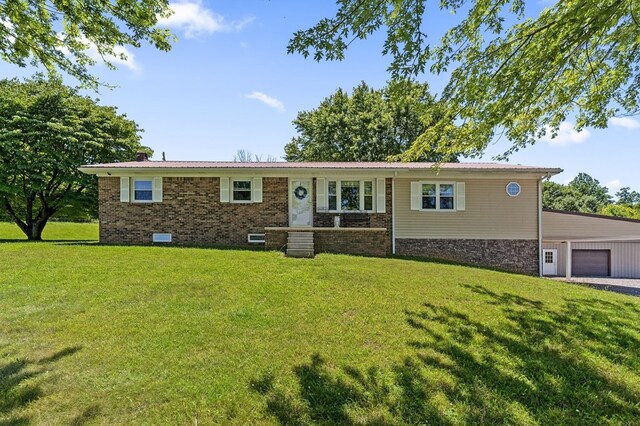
[544,173,640,219]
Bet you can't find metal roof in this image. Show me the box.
[80,161,562,174]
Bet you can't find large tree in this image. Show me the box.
[0,76,148,240]
[0,0,173,88]
[285,80,460,162]
[289,0,640,159]
[543,173,612,214]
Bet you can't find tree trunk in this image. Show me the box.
[3,201,52,241]
[27,221,46,241]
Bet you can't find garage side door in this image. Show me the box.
[572,250,610,277]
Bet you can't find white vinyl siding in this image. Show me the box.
[396,178,538,239]
[542,211,640,240]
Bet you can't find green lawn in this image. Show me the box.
[0,221,98,241]
[1,225,639,424]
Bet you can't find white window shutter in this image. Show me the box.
[252,177,263,202]
[410,182,421,210]
[376,178,386,213]
[152,177,163,202]
[316,178,326,211]
[120,177,130,202]
[456,182,466,211]
[220,177,230,202]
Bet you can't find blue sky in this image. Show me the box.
[1,0,639,195]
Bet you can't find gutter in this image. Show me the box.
[538,172,552,276]
[392,172,397,255]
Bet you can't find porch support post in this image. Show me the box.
[565,240,572,280]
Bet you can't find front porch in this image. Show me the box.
[264,227,390,257]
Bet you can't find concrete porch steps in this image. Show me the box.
[286,232,314,258]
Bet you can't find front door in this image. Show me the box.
[542,249,558,276]
[290,179,313,227]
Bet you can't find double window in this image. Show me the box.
[326,179,374,212]
[420,182,455,211]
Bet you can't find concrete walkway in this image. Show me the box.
[551,277,640,297]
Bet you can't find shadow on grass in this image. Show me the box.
[251,286,640,424]
[0,346,83,424]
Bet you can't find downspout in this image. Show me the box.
[538,173,551,276]
[392,171,397,255]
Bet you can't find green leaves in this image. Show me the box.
[289,0,640,158]
[543,173,612,214]
[0,0,175,88]
[0,76,148,238]
[285,80,460,162]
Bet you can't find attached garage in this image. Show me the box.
[542,210,640,279]
[572,250,610,277]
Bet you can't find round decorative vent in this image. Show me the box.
[506,182,521,197]
[294,186,308,200]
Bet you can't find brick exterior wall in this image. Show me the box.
[265,229,288,252]
[395,238,539,275]
[312,178,393,254]
[315,230,388,256]
[99,177,288,246]
[265,229,389,257]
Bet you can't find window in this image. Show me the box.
[232,179,252,202]
[506,182,521,197]
[152,233,172,243]
[247,234,266,243]
[544,251,554,264]
[422,184,436,209]
[340,180,360,210]
[133,179,153,202]
[421,182,455,211]
[440,184,454,209]
[364,181,373,211]
[325,179,375,212]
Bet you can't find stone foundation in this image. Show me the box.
[395,238,539,275]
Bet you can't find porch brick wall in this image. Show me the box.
[98,177,288,246]
[395,238,539,275]
[264,229,389,257]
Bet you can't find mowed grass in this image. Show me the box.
[0,221,98,241]
[1,225,639,424]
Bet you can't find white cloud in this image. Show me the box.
[245,91,285,112]
[540,121,591,145]
[609,116,640,129]
[159,1,253,38]
[606,179,622,193]
[57,34,140,72]
[89,44,140,72]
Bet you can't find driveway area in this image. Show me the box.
[553,277,640,297]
